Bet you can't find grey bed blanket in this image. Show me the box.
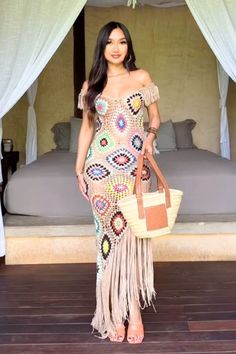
[155,149,236,220]
[4,151,92,219]
[4,149,236,221]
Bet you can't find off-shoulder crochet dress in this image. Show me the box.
[78,82,160,338]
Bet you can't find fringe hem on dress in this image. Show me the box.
[91,228,156,339]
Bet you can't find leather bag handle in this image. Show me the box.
[135,152,171,219]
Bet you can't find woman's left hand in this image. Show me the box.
[141,135,154,157]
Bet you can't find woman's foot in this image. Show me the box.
[127,299,144,343]
[127,322,144,344]
[109,324,126,342]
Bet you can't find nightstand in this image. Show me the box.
[1,150,20,214]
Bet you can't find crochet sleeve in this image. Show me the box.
[142,83,160,107]
[77,89,86,110]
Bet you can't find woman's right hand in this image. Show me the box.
[76,173,89,201]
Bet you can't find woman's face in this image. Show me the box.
[104,28,128,65]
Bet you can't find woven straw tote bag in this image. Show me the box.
[118,152,183,238]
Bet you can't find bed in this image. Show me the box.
[4,147,236,222]
[3,118,236,222]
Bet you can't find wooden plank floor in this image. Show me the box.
[1,262,236,354]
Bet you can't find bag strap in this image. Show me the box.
[135,152,171,219]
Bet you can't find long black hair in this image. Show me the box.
[85,21,137,121]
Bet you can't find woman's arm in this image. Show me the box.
[142,108,160,156]
[75,81,94,200]
[75,116,94,174]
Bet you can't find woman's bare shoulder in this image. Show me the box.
[131,69,153,86]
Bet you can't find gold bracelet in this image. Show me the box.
[147,127,158,136]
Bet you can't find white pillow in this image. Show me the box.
[69,117,82,153]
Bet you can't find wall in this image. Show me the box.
[2,5,236,161]
[2,94,28,164]
[36,28,74,156]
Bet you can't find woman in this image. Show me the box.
[76,21,160,344]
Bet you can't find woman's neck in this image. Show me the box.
[107,64,127,77]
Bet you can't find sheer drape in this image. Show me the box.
[186,0,236,158]
[26,79,38,165]
[0,0,86,256]
[0,0,86,119]
[25,80,38,164]
[185,0,236,82]
[217,61,230,159]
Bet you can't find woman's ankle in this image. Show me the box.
[129,305,142,324]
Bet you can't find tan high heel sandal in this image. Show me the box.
[109,324,126,342]
[127,322,144,344]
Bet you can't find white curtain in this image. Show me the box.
[185,0,236,159]
[186,0,236,82]
[0,0,86,256]
[0,0,86,119]
[217,61,230,159]
[26,79,38,165]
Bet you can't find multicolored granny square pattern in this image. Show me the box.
[92,195,111,216]
[95,132,115,153]
[126,93,142,115]
[95,98,108,116]
[100,233,113,260]
[79,83,160,338]
[131,164,151,181]
[83,87,158,265]
[106,148,136,171]
[110,210,127,239]
[129,133,143,152]
[115,113,127,132]
[96,116,102,132]
[94,213,102,237]
[86,147,92,160]
[105,175,134,200]
[86,163,110,181]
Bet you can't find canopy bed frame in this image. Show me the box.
[1,0,236,262]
